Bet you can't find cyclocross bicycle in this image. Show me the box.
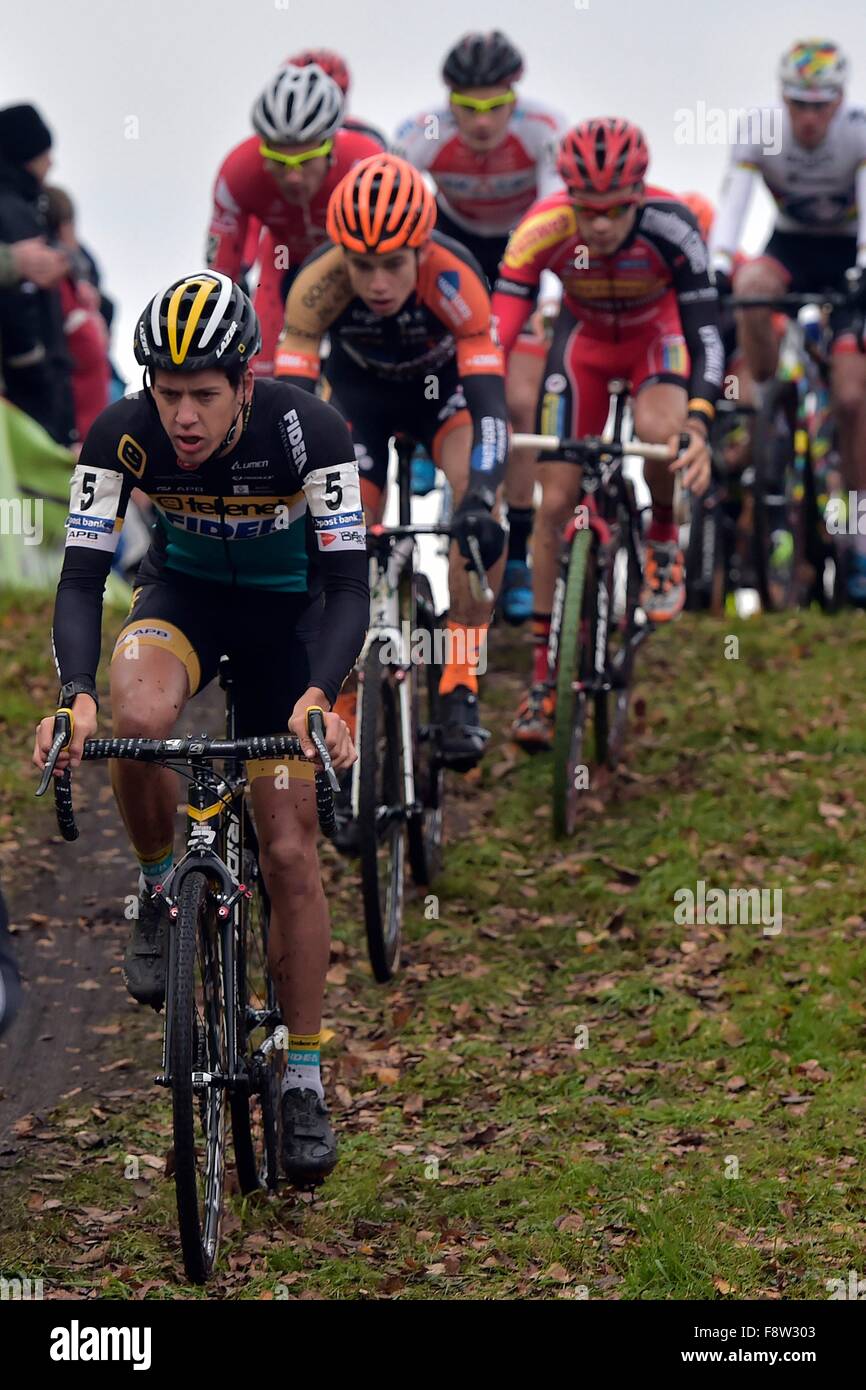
[36,665,337,1284]
[514,380,686,838]
[727,271,866,611]
[353,434,491,982]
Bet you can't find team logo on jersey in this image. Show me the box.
[436,270,472,324]
[118,434,147,478]
[504,206,577,270]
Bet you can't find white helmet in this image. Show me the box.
[779,40,848,101]
[252,63,344,145]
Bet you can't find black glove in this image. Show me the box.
[451,493,505,572]
[713,267,733,302]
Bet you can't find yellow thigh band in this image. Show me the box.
[111,619,201,695]
[247,758,316,785]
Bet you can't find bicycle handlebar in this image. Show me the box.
[724,292,850,310]
[510,433,689,462]
[36,715,338,841]
[368,520,494,603]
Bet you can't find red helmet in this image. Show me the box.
[286,48,351,95]
[557,118,649,196]
[680,191,715,241]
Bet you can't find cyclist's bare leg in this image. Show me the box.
[632,382,689,506]
[249,774,328,1037]
[436,422,506,624]
[505,347,544,512]
[532,460,584,615]
[830,351,866,492]
[109,645,189,860]
[732,259,787,384]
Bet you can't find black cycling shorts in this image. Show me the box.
[323,347,470,494]
[112,572,322,736]
[760,231,861,341]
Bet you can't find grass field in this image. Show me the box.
[1,605,865,1298]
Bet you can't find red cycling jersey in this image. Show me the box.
[206,128,382,373]
[492,186,724,417]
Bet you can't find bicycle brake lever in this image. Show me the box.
[35,711,73,797]
[466,534,494,604]
[306,707,340,792]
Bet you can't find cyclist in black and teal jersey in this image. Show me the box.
[33,271,368,1188]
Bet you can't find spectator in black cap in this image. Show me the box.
[0,103,74,444]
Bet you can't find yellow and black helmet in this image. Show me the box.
[134,271,261,373]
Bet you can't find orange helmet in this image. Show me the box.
[327,154,437,254]
[680,191,715,241]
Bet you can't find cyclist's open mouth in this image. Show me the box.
[175,434,205,454]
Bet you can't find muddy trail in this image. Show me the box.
[0,684,229,1152]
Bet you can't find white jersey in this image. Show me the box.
[711,103,866,265]
[393,97,568,238]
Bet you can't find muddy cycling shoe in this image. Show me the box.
[280,1087,338,1189]
[440,685,490,771]
[641,539,686,621]
[501,560,533,626]
[332,772,360,856]
[512,683,556,752]
[121,886,167,1010]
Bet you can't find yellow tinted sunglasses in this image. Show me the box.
[259,138,334,167]
[449,91,517,113]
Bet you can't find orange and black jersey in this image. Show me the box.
[276,232,509,491]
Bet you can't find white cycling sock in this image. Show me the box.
[281,1032,324,1100]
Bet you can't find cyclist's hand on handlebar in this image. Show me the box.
[451,494,505,572]
[668,425,711,497]
[289,689,356,773]
[32,694,98,773]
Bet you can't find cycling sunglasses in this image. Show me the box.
[259,138,334,167]
[571,198,640,221]
[449,91,517,113]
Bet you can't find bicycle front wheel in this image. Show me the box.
[169,870,227,1284]
[358,640,405,981]
[407,573,444,887]
[552,528,593,838]
[230,842,282,1196]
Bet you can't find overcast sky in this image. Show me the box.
[3,0,865,381]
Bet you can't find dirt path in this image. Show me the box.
[0,686,221,1154]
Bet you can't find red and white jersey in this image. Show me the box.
[206,127,382,281]
[393,98,567,237]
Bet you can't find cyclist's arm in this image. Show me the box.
[665,212,726,428]
[206,155,250,281]
[490,276,536,357]
[490,201,562,354]
[856,158,866,266]
[274,247,347,390]
[52,411,133,688]
[296,404,369,705]
[708,159,759,276]
[457,334,509,495]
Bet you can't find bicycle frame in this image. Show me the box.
[352,437,420,823]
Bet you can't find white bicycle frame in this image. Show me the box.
[351,534,418,820]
